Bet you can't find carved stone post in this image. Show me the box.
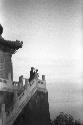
[42,75,45,81]
[19,75,23,88]
[25,78,29,89]
[1,104,6,125]
[42,75,46,88]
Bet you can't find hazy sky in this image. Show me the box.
[0,0,82,83]
[0,0,83,122]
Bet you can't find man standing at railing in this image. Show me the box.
[29,67,35,82]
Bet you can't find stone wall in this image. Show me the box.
[13,90,50,125]
[0,91,14,113]
[0,49,13,81]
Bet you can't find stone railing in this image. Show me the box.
[0,76,46,125]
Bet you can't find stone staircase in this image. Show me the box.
[0,77,47,125]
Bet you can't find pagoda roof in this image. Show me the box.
[0,36,23,54]
[0,24,23,54]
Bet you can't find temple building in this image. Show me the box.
[0,24,23,89]
[0,25,50,125]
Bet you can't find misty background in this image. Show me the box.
[0,0,83,122]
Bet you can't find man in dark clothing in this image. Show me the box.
[29,67,35,82]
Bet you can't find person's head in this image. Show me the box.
[36,69,38,72]
[31,67,34,71]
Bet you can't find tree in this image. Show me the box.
[52,112,74,125]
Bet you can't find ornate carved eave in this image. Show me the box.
[0,24,23,54]
[0,38,23,54]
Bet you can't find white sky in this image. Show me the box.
[0,0,82,83]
